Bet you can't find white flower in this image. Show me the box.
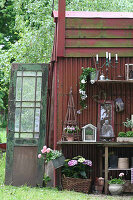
[81,79,86,84]
[90,80,95,84]
[81,94,87,100]
[77,110,81,114]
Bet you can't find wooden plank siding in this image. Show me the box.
[65,18,133,57]
[56,57,133,142]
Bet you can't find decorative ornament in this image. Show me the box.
[115,98,124,112]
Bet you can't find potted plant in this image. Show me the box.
[79,67,96,110]
[117,131,133,142]
[64,125,80,141]
[61,155,92,193]
[108,173,125,195]
[85,129,94,140]
[123,118,133,131]
[38,145,65,169]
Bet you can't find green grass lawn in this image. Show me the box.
[0,129,133,200]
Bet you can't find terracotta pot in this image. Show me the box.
[98,178,104,186]
[67,136,74,141]
[109,184,123,195]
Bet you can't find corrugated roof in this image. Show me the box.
[53,11,133,19]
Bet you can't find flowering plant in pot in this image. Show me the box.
[61,155,92,193]
[64,125,80,141]
[38,145,65,169]
[108,173,125,195]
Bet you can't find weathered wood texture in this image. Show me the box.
[65,18,133,57]
[12,146,37,186]
[56,57,133,143]
[52,12,133,59]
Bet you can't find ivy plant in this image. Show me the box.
[79,67,96,110]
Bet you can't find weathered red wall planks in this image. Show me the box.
[56,57,133,142]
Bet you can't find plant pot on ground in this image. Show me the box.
[108,173,125,195]
[61,155,92,193]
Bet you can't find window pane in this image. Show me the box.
[22,102,34,107]
[15,108,20,132]
[22,77,35,101]
[21,108,34,132]
[17,71,22,76]
[14,133,19,138]
[36,78,42,101]
[34,133,39,139]
[16,102,21,107]
[36,102,40,107]
[35,108,40,132]
[20,133,33,138]
[16,77,22,101]
[23,71,36,76]
[37,72,42,76]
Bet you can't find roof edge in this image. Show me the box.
[52,11,133,19]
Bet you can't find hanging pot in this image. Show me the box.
[52,155,65,169]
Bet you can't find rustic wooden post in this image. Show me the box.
[105,145,108,194]
[57,0,65,57]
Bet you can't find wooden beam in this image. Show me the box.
[105,146,108,195]
[65,29,133,39]
[66,18,133,29]
[66,38,133,48]
[65,47,133,57]
[56,0,66,57]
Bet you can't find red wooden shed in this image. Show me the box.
[47,0,133,194]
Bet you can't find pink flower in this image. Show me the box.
[46,148,51,153]
[41,148,47,154]
[43,145,47,150]
[119,173,124,177]
[38,154,42,159]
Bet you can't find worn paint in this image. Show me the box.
[5,63,48,186]
[53,11,133,19]
[65,48,133,57]
[65,29,133,39]
[55,57,133,143]
[66,18,133,29]
[66,38,133,48]
[56,0,65,57]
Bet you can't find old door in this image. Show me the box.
[5,63,48,186]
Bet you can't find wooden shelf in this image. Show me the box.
[97,80,133,83]
[57,141,133,147]
[108,168,131,171]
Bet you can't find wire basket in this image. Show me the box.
[62,175,91,193]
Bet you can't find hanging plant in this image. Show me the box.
[79,67,96,110]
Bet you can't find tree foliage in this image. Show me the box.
[0,0,133,114]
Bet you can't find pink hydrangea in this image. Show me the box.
[68,160,78,166]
